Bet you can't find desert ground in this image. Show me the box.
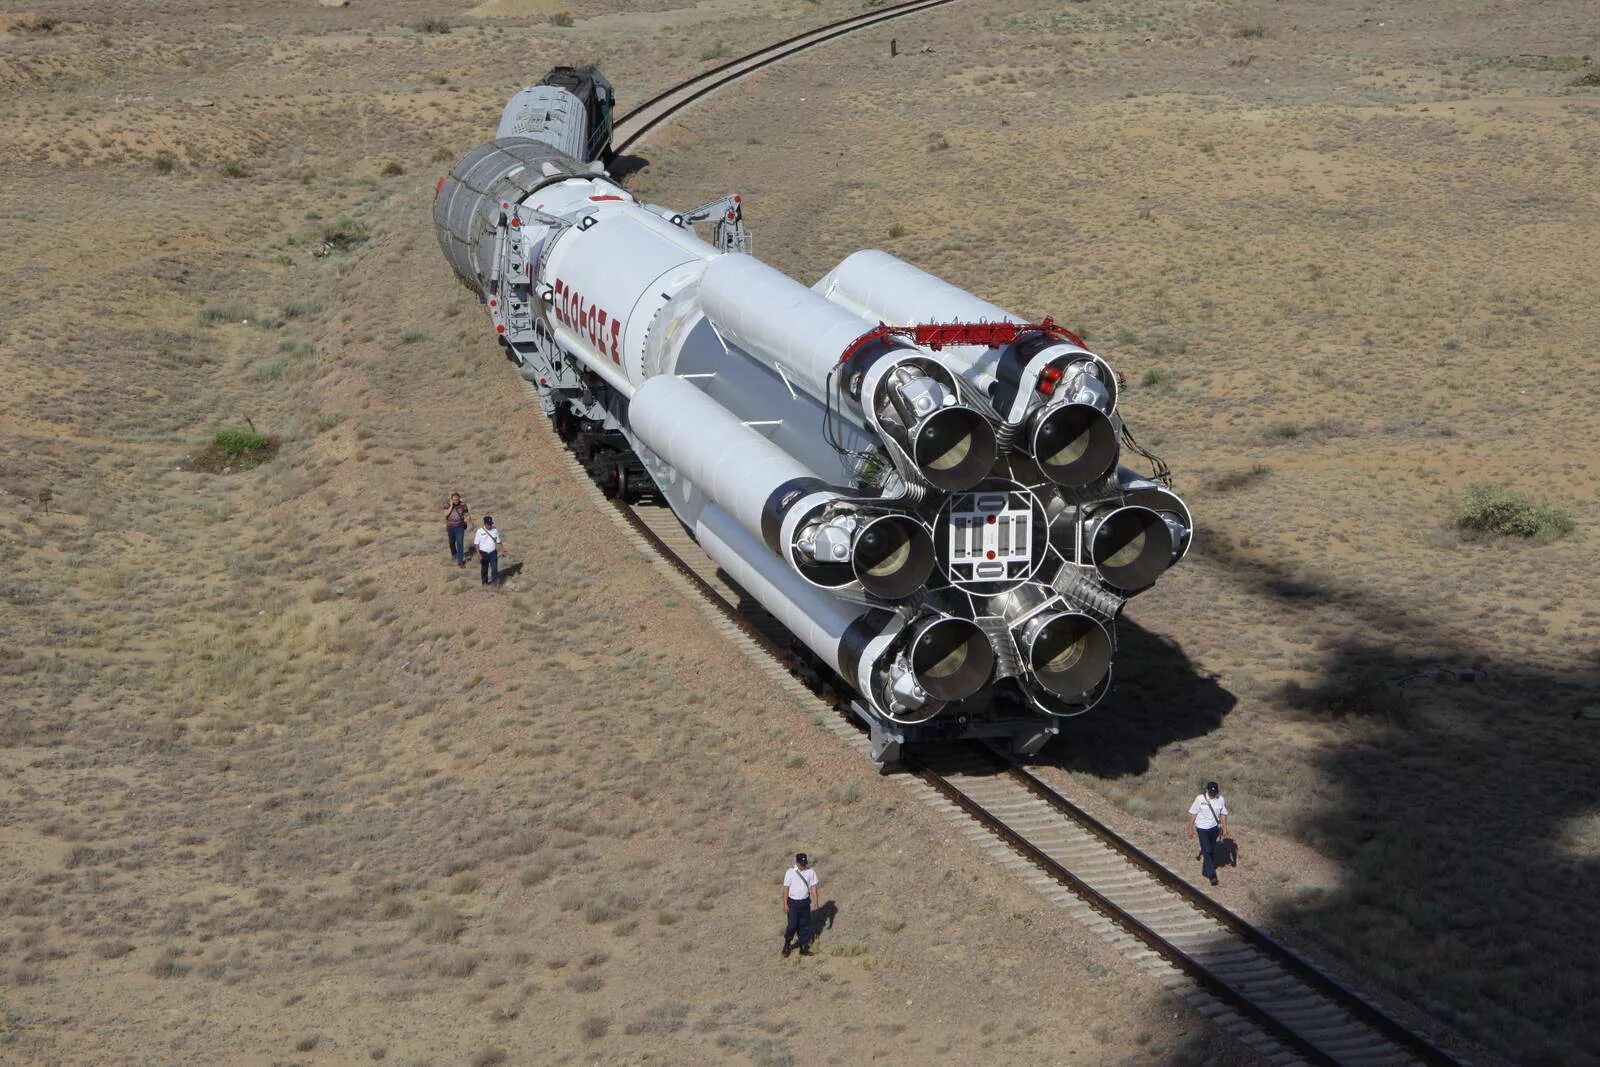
[2,0,1597,1064]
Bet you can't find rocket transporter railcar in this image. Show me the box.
[434,71,1193,765]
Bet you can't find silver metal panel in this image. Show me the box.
[496,85,588,161]
[433,138,589,294]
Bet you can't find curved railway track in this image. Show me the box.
[610,0,963,154]
[524,8,1469,1064]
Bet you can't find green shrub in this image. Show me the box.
[1233,25,1266,38]
[211,429,271,457]
[886,223,907,239]
[219,159,248,179]
[1141,367,1169,387]
[153,150,177,173]
[549,12,574,27]
[414,17,451,34]
[380,161,405,176]
[321,217,369,251]
[1455,487,1574,542]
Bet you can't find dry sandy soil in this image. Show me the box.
[2,0,1597,1064]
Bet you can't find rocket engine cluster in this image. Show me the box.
[434,70,1193,763]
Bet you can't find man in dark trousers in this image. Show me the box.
[780,853,819,957]
[473,515,503,587]
[1187,781,1231,886]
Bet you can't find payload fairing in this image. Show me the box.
[435,68,1192,764]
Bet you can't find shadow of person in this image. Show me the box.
[1164,535,1600,1065]
[1214,835,1238,870]
[498,561,525,582]
[1034,615,1238,776]
[808,900,838,946]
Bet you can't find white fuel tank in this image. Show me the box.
[537,204,718,392]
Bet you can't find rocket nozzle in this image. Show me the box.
[911,406,998,491]
[1019,611,1113,701]
[1088,505,1179,592]
[1030,403,1120,487]
[851,514,935,600]
[908,615,995,702]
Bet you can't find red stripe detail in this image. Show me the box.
[588,194,625,202]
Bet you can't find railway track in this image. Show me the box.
[570,466,1461,1067]
[524,7,1468,1064]
[610,0,962,154]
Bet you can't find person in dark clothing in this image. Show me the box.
[444,492,470,566]
[1187,781,1231,886]
[780,853,820,957]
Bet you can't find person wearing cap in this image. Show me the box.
[1188,781,1231,886]
[780,853,820,957]
[473,515,503,587]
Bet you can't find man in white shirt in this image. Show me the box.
[1187,781,1230,886]
[473,515,503,587]
[780,852,820,957]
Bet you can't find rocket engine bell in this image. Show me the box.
[434,70,1194,764]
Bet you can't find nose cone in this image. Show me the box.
[909,616,995,702]
[1031,404,1119,487]
[852,514,935,600]
[913,407,998,492]
[1090,505,1178,591]
[1024,612,1113,700]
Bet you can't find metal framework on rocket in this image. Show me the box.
[434,68,1194,764]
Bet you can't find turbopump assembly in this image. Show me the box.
[434,68,1193,764]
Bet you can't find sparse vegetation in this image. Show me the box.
[886,223,908,239]
[414,17,451,34]
[5,3,1598,1065]
[281,298,326,319]
[320,217,369,251]
[548,12,574,28]
[1233,25,1266,38]
[1205,463,1269,492]
[196,302,257,326]
[380,161,405,176]
[219,159,248,179]
[1569,69,1600,87]
[190,427,279,472]
[1455,486,1574,543]
[152,150,177,173]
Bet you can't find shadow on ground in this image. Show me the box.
[1166,537,1600,1065]
[608,152,651,182]
[1037,618,1237,775]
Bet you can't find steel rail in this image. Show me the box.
[536,6,1468,1058]
[593,476,1464,1065]
[611,0,962,154]
[904,759,1341,1067]
[999,761,1462,1067]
